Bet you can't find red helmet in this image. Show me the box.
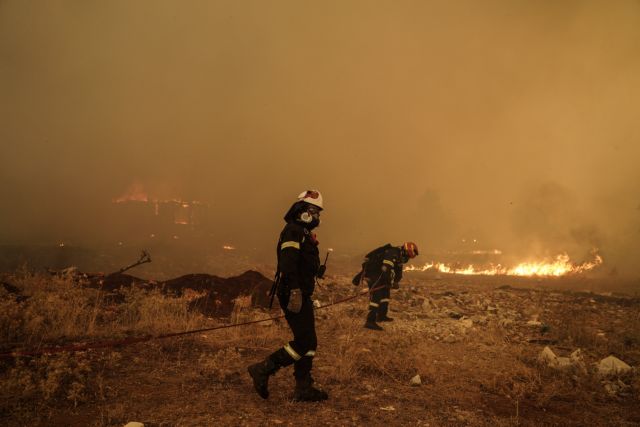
[402,242,419,258]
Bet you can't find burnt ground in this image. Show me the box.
[3,272,640,426]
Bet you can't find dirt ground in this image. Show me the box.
[3,272,640,427]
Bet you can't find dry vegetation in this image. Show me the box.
[1,269,639,426]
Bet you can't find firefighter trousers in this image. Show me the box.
[367,282,391,320]
[267,292,317,380]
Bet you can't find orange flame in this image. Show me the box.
[405,251,603,276]
[113,182,148,203]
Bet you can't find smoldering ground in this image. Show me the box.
[1,1,639,278]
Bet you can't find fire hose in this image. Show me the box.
[0,280,389,359]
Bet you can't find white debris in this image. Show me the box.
[124,423,144,427]
[597,356,632,376]
[380,405,396,411]
[410,374,422,386]
[526,320,542,327]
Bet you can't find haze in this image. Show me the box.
[1,1,639,276]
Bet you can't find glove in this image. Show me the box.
[287,288,303,313]
[392,281,400,289]
[316,265,326,279]
[352,271,363,286]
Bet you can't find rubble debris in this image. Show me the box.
[124,423,144,427]
[597,356,632,376]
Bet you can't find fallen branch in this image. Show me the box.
[112,250,152,275]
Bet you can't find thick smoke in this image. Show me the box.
[1,1,639,277]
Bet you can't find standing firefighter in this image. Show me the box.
[353,242,419,331]
[247,190,329,402]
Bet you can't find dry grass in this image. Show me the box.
[2,272,640,426]
[1,271,207,347]
[0,271,212,422]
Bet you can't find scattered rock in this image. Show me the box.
[124,423,144,427]
[538,346,581,371]
[443,334,459,343]
[459,318,474,329]
[538,346,556,363]
[410,374,422,386]
[380,405,396,411]
[602,379,631,397]
[597,356,632,376]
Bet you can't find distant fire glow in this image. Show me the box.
[223,245,236,250]
[112,182,148,203]
[112,182,206,226]
[405,252,604,277]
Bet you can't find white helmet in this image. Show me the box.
[297,190,323,209]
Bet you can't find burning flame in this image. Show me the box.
[405,252,603,277]
[223,245,236,250]
[113,182,148,203]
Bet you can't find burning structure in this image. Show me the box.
[109,183,209,243]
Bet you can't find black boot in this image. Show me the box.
[247,356,279,399]
[292,375,328,402]
[377,302,394,322]
[364,310,383,331]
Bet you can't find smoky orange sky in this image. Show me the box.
[1,1,639,276]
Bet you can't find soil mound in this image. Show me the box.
[85,270,274,316]
[187,270,273,316]
[89,273,147,292]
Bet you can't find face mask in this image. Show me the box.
[299,206,321,228]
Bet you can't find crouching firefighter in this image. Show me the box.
[247,190,329,402]
[352,242,419,331]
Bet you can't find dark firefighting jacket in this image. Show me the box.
[276,222,320,296]
[362,245,406,287]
